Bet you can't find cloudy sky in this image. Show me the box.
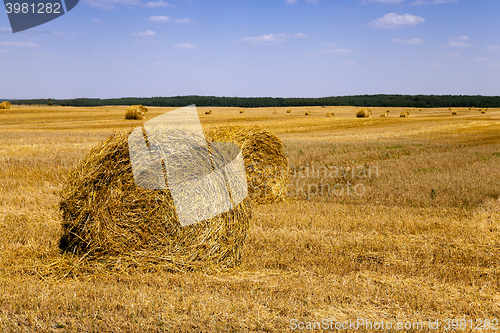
[0,0,499,99]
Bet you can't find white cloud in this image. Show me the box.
[0,27,12,33]
[362,0,405,4]
[306,48,355,56]
[174,43,195,49]
[149,16,171,22]
[392,38,423,44]
[447,36,472,47]
[323,49,354,55]
[411,0,457,5]
[83,0,141,10]
[174,18,195,23]
[143,1,174,8]
[285,0,297,3]
[132,30,156,37]
[52,31,64,36]
[476,57,489,63]
[91,19,102,23]
[341,60,357,65]
[241,33,306,44]
[485,45,500,51]
[368,13,425,29]
[0,41,40,47]
[243,34,286,44]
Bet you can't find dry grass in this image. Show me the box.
[1,105,500,331]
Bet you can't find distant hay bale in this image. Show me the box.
[356,108,372,118]
[59,130,251,272]
[326,113,334,117]
[380,113,388,117]
[0,101,12,109]
[481,111,486,114]
[452,111,458,115]
[205,110,212,115]
[386,110,391,113]
[287,110,292,114]
[272,110,278,114]
[305,111,311,116]
[125,105,148,120]
[239,110,245,114]
[205,125,288,204]
[400,111,409,118]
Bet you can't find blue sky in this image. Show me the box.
[1,0,499,99]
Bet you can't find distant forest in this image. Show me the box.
[9,95,500,108]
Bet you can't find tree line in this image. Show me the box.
[9,95,500,108]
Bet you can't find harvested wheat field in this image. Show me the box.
[1,105,500,332]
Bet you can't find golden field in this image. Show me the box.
[1,105,500,332]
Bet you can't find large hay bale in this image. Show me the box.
[400,112,408,118]
[287,110,292,114]
[380,113,388,118]
[205,126,288,204]
[356,108,372,118]
[59,130,251,271]
[326,113,334,117]
[125,105,148,120]
[452,111,458,115]
[239,110,245,114]
[205,110,212,115]
[305,111,311,116]
[0,101,12,109]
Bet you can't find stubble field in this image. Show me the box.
[1,105,500,332]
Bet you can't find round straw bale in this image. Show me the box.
[287,110,292,114]
[326,113,334,117]
[356,108,372,118]
[205,126,288,204]
[205,110,212,115]
[272,110,278,114]
[452,111,458,115]
[380,113,388,117]
[239,110,245,114]
[125,105,148,120]
[59,130,251,271]
[0,101,12,109]
[305,111,311,116]
[399,112,408,118]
